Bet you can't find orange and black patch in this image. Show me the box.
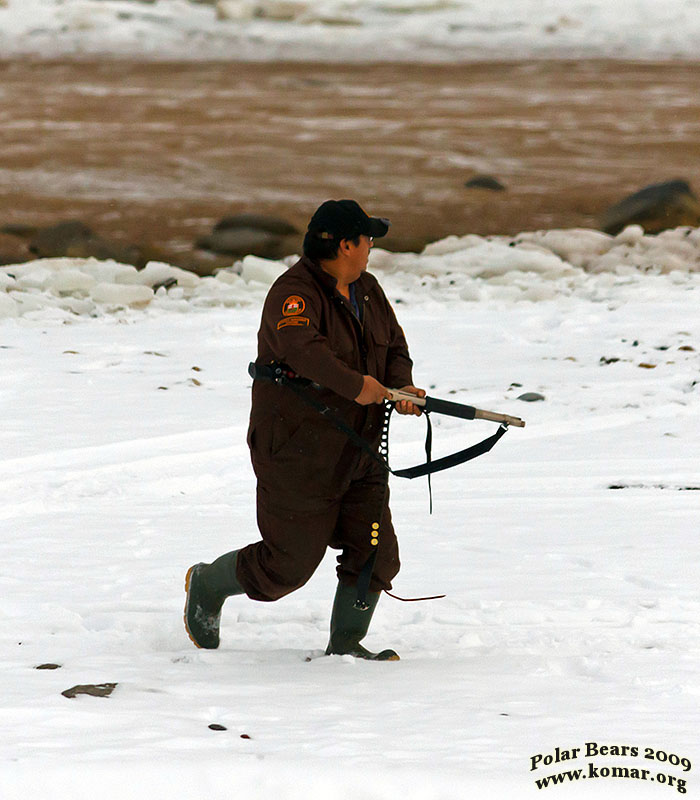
[277,316,310,330]
[282,295,306,316]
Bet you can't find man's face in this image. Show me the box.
[345,234,373,277]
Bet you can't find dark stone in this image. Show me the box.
[209,724,228,731]
[28,220,144,267]
[29,221,94,256]
[197,227,290,260]
[0,232,30,266]
[464,175,506,191]
[601,179,700,235]
[138,244,231,277]
[0,224,39,238]
[35,663,62,670]
[62,682,117,699]
[213,213,299,236]
[152,277,178,292]
[609,483,700,491]
[65,238,144,266]
[517,392,545,402]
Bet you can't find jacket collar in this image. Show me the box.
[300,255,337,293]
[300,255,371,297]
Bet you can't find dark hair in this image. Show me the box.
[303,232,360,261]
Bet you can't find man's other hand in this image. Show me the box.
[394,385,426,416]
[355,375,390,405]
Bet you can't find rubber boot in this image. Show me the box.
[325,582,399,661]
[184,550,244,649]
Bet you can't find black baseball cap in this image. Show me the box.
[307,199,390,240]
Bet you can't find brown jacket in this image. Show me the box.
[248,255,414,494]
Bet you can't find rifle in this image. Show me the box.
[386,389,525,428]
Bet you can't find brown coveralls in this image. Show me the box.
[237,255,414,602]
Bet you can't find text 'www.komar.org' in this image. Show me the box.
[531,742,691,794]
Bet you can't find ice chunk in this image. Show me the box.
[48,269,96,295]
[614,224,646,245]
[57,296,97,316]
[90,283,154,308]
[516,229,614,269]
[132,261,201,290]
[238,254,287,286]
[0,292,19,318]
[15,266,54,291]
[216,0,257,21]
[9,290,55,313]
[0,272,17,291]
[213,268,245,287]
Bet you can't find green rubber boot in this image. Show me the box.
[184,550,244,649]
[325,582,400,661]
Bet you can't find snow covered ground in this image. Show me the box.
[2,0,699,792]
[1,228,699,797]
[2,0,700,61]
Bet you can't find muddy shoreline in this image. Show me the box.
[1,59,699,264]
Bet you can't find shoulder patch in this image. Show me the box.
[277,316,310,330]
[282,295,306,316]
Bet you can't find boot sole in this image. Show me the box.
[308,651,400,662]
[183,565,203,649]
[324,648,401,661]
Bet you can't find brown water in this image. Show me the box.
[1,59,699,261]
